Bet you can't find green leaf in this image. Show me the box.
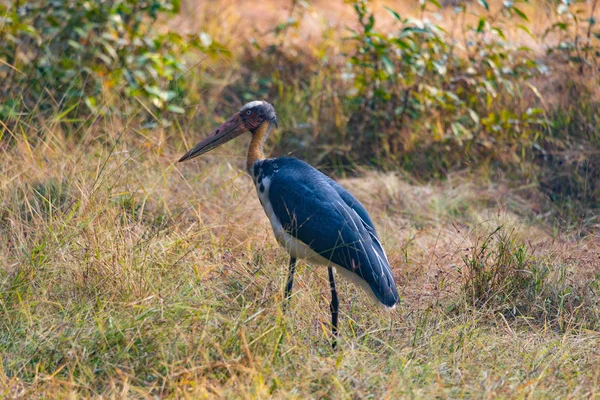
[428,0,442,9]
[384,6,402,21]
[102,42,119,61]
[167,104,185,114]
[468,108,480,125]
[477,18,486,33]
[96,53,113,66]
[525,107,544,116]
[451,121,468,137]
[512,7,529,21]
[492,27,506,39]
[381,55,395,76]
[477,0,489,10]
[517,24,535,39]
[366,14,375,31]
[53,103,79,122]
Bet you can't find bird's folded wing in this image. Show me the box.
[322,175,379,239]
[267,166,398,307]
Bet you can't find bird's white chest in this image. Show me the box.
[254,175,284,243]
[253,174,328,264]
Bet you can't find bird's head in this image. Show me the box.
[178,100,277,162]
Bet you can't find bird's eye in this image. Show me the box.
[245,110,252,115]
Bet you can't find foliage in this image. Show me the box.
[544,0,600,73]
[344,0,545,173]
[525,0,600,221]
[1,0,600,396]
[0,0,227,125]
[533,76,600,226]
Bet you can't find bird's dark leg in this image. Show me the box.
[284,257,296,303]
[328,266,339,348]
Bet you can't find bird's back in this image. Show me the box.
[252,157,399,308]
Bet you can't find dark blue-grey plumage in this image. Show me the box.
[178,100,398,346]
[257,157,399,307]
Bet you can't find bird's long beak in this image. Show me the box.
[178,112,247,162]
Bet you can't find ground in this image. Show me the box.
[1,0,600,398]
[1,131,599,398]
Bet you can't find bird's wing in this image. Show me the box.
[323,175,379,238]
[267,161,399,307]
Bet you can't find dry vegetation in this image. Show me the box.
[1,0,600,398]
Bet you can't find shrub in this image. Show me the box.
[344,0,546,174]
[0,0,227,126]
[544,0,600,74]
[534,0,600,219]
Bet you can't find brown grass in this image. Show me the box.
[1,118,599,397]
[1,0,600,397]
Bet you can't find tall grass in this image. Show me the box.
[2,121,599,396]
[1,0,600,397]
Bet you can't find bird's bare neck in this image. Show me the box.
[247,121,271,173]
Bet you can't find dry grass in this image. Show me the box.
[1,0,600,398]
[1,116,599,398]
[177,0,599,53]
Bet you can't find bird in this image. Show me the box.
[178,100,399,347]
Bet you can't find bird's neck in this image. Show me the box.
[247,121,271,173]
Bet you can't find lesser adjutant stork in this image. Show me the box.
[179,101,399,346]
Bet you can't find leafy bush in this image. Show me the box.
[531,0,600,220]
[544,0,600,73]
[532,76,600,225]
[344,0,545,173]
[0,0,226,125]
